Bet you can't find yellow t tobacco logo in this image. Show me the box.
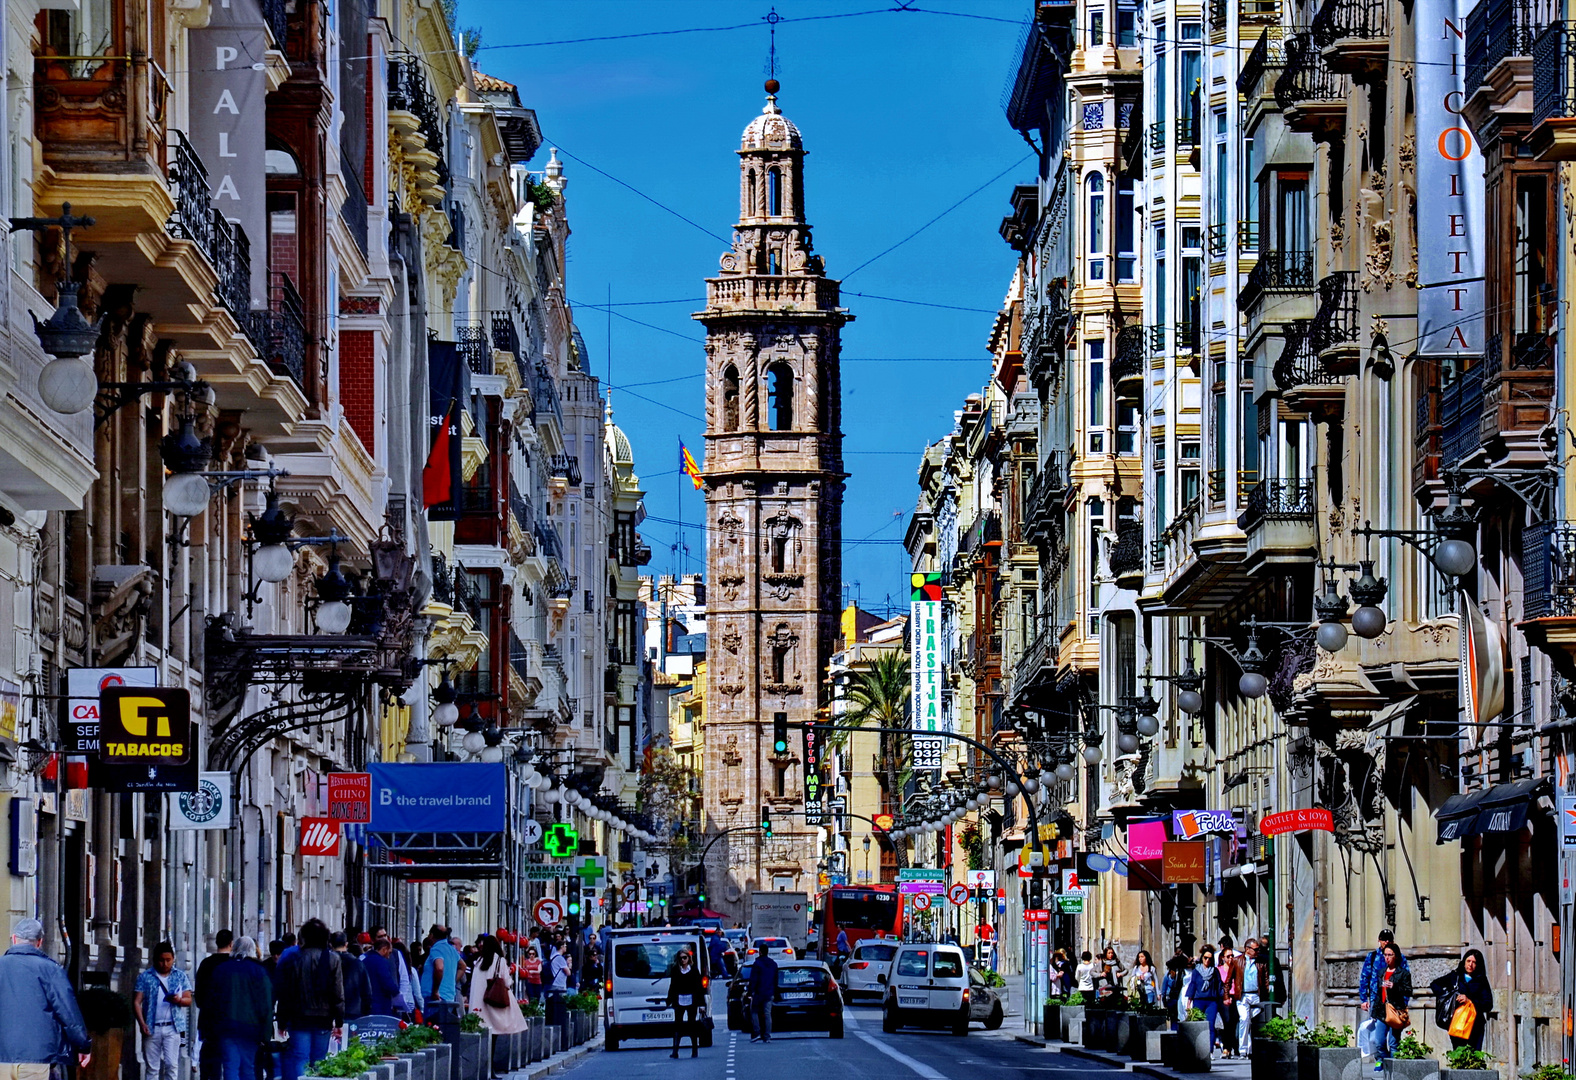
[118,696,172,737]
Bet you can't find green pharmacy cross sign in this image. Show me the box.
[544,822,579,858]
[573,855,607,890]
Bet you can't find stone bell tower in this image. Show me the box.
[697,82,850,918]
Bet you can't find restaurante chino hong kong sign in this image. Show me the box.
[1261,809,1335,836]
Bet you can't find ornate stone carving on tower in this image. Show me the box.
[696,83,850,917]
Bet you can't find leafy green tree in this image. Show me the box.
[841,650,912,871]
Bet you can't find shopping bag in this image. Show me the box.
[1358,1018,1382,1056]
[1448,1002,1477,1040]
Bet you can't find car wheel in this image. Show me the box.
[985,1002,1004,1030]
[605,1028,620,1051]
[953,1008,970,1036]
[882,1002,899,1033]
[830,1017,845,1039]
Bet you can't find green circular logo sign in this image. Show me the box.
[179,778,224,824]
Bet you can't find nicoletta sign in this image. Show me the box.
[1163,841,1208,884]
[1172,809,1238,838]
[368,763,507,832]
[1261,808,1335,836]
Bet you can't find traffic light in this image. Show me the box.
[760,806,773,836]
[567,879,582,917]
[772,713,789,754]
[696,889,706,903]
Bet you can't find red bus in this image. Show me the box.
[816,884,903,957]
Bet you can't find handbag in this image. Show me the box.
[1448,1001,1477,1040]
[1384,1002,1409,1031]
[483,963,511,1009]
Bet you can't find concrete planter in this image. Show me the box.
[509,1030,524,1071]
[1059,1005,1085,1043]
[382,1057,411,1080]
[1251,1039,1301,1080]
[1166,1020,1214,1073]
[429,1042,451,1080]
[368,1065,394,1080]
[453,1032,485,1080]
[1382,1060,1441,1080]
[1440,1069,1498,1080]
[548,1025,561,1057]
[404,1051,429,1080]
[529,1021,545,1062]
[1123,1014,1170,1060]
[490,1031,511,1075]
[1299,1045,1362,1080]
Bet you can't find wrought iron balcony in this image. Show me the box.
[1239,27,1288,97]
[1532,23,1576,156]
[249,272,306,387]
[1176,320,1201,353]
[1149,121,1167,154]
[550,453,583,487]
[1239,249,1315,308]
[1109,522,1144,579]
[1240,220,1260,252]
[1208,223,1228,256]
[1114,324,1144,398]
[1522,520,1576,617]
[261,0,289,48]
[1148,324,1167,353]
[1023,452,1067,542]
[1178,113,1200,148]
[167,131,256,328]
[531,364,562,426]
[1440,362,1487,468]
[1276,32,1350,134]
[509,481,533,538]
[457,322,492,375]
[1311,0,1389,75]
[1310,271,1360,366]
[1466,0,1558,97]
[1236,478,1316,531]
[1273,321,1341,391]
[535,517,566,562]
[389,53,449,186]
[1012,621,1060,700]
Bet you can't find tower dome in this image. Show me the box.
[741,89,802,151]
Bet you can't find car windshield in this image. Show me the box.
[895,951,929,977]
[933,952,963,978]
[855,944,897,961]
[777,968,828,990]
[614,942,695,979]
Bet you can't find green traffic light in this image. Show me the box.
[774,739,788,752]
[568,901,581,915]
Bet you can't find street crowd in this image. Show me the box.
[0,916,612,1080]
[1046,929,1492,1067]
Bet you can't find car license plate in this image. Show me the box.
[899,995,926,1006]
[781,992,814,1001]
[641,1010,675,1023]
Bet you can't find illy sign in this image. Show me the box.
[300,817,340,857]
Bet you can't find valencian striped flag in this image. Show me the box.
[680,440,703,490]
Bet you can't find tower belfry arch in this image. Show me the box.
[695,82,851,915]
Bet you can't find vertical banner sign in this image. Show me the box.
[803,721,825,825]
[425,340,465,521]
[1417,0,1484,358]
[190,0,269,309]
[910,572,945,771]
[1457,591,1504,745]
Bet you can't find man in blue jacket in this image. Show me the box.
[0,918,91,1080]
[1358,930,1407,1018]
[746,953,778,1044]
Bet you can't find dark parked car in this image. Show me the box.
[726,960,844,1038]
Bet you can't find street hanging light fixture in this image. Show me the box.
[10,204,102,414]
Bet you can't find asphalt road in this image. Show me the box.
[563,983,1123,1080]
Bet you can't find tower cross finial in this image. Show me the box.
[764,7,781,87]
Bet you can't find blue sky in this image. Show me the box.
[460,0,1029,616]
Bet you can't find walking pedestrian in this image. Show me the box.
[1162,957,1188,1027]
[1234,938,1269,1056]
[390,940,419,1021]
[331,933,371,1021]
[362,934,400,1018]
[276,919,344,1080]
[1183,946,1225,1058]
[207,937,273,1080]
[135,941,193,1080]
[1357,930,1396,1027]
[1100,945,1128,996]
[195,930,235,1080]
[1128,950,1160,1007]
[1219,941,1240,1058]
[1442,949,1491,1052]
[666,950,704,1059]
[1370,943,1411,1070]
[746,949,778,1043]
[1075,951,1098,993]
[467,937,528,1037]
[0,917,91,1080]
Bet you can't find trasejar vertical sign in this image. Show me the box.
[910,572,944,771]
[191,0,269,311]
[1417,0,1484,358]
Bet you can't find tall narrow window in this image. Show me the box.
[1515,175,1549,335]
[769,363,794,430]
[1089,8,1105,46]
[772,535,788,573]
[748,169,758,216]
[772,643,787,683]
[1277,174,1310,251]
[767,168,782,216]
[1154,226,1168,330]
[1116,178,1136,282]
[722,364,740,431]
[767,250,781,275]
[1088,338,1106,454]
[1087,172,1106,281]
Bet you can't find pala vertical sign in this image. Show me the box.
[1416,0,1484,356]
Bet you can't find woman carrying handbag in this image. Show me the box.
[1371,943,1411,1070]
[467,937,528,1037]
[1445,950,1492,1052]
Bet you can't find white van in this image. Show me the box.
[602,927,714,1051]
[880,943,971,1036]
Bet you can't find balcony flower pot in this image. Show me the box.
[1252,1037,1302,1080]
[1060,1005,1085,1043]
[1123,1013,1170,1060]
[1167,1020,1214,1073]
[1300,1045,1362,1080]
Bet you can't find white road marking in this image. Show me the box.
[852,1030,949,1080]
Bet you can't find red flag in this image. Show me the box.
[423,405,454,508]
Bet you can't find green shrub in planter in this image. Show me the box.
[1305,1023,1354,1049]
[1447,1051,1492,1072]
[520,1000,546,1019]
[1187,1007,1208,1022]
[458,1013,484,1034]
[1064,992,1087,1006]
[1394,1032,1433,1061]
[1521,1066,1576,1080]
[1259,1017,1300,1042]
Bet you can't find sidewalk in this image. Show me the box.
[1011,1031,1253,1080]
[501,1032,603,1080]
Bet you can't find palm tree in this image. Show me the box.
[842,649,912,871]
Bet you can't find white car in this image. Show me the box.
[882,943,971,1036]
[841,940,899,1001]
[603,927,714,1052]
[744,936,796,961]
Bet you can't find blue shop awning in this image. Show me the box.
[1434,779,1549,843]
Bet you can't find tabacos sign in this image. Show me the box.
[99,687,191,762]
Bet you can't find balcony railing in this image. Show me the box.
[531,364,562,426]
[1240,220,1260,252]
[1312,0,1388,46]
[457,322,492,375]
[261,0,288,48]
[1114,325,1144,385]
[1178,113,1200,148]
[1148,324,1167,353]
[550,453,583,486]
[535,517,565,562]
[1109,523,1144,576]
[1239,249,1315,307]
[1237,478,1317,530]
[389,53,449,185]
[167,130,257,327]
[1440,362,1486,467]
[1275,31,1348,114]
[509,481,533,536]
[1024,452,1066,542]
[1273,321,1341,390]
[1511,329,1555,369]
[1310,271,1360,356]
[1208,223,1228,256]
[1149,121,1166,153]
[1176,320,1201,353]
[249,272,306,387]
[509,631,533,684]
[1012,621,1059,696]
[1466,0,1558,94]
[1239,27,1288,96]
[1522,520,1576,617]
[1533,22,1576,126]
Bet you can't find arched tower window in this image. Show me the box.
[722,365,740,431]
[768,167,782,216]
[747,169,757,217]
[767,251,781,275]
[768,363,794,430]
[1086,171,1107,280]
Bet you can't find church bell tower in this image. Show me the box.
[697,82,850,916]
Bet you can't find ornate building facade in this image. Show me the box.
[698,85,848,916]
